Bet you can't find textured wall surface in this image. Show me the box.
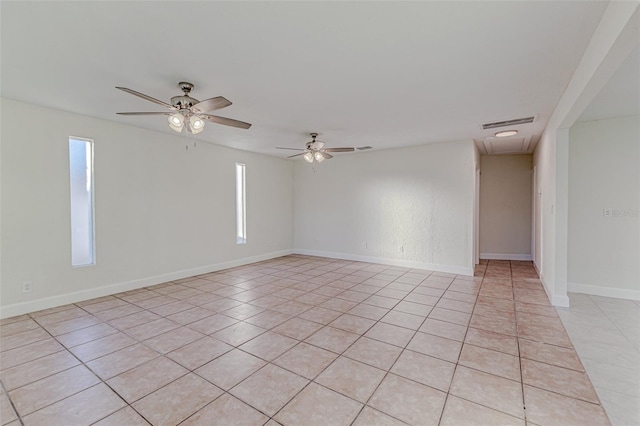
[480,154,533,258]
[1,98,294,316]
[293,140,475,274]
[568,116,640,297]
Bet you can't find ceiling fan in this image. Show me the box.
[277,133,355,163]
[116,82,251,134]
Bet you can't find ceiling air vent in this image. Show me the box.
[357,146,373,150]
[482,116,535,130]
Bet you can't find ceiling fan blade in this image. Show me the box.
[117,112,171,115]
[322,152,333,159]
[287,152,305,158]
[199,114,252,129]
[324,147,355,152]
[192,96,232,113]
[116,87,174,109]
[276,147,304,151]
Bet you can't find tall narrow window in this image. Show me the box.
[236,163,246,244]
[69,137,95,266]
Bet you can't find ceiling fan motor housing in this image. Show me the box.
[307,133,324,150]
[171,82,198,110]
[171,95,199,110]
[179,82,194,93]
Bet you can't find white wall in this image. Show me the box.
[532,2,638,307]
[0,99,293,318]
[480,155,533,260]
[533,129,557,296]
[293,140,476,275]
[568,116,640,299]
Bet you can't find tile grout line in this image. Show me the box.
[6,259,435,425]
[436,261,486,426]
[586,294,640,352]
[0,378,24,426]
[179,260,403,424]
[7,312,135,425]
[512,260,529,424]
[2,255,608,425]
[343,268,439,425]
[442,261,534,422]
[7,260,418,420]
[267,264,414,425]
[52,306,166,426]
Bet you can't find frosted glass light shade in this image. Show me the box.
[189,115,205,134]
[495,129,518,138]
[168,113,185,132]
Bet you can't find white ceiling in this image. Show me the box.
[578,46,640,122]
[1,1,611,158]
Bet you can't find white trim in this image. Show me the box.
[294,249,474,276]
[568,282,640,301]
[551,294,570,307]
[480,253,533,261]
[0,249,293,319]
[474,168,480,265]
[531,166,536,263]
[535,263,570,307]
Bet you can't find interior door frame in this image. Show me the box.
[531,165,536,265]
[474,168,480,265]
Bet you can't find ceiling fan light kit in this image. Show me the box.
[188,115,205,134]
[116,81,251,135]
[277,132,355,164]
[118,84,349,164]
[168,112,185,132]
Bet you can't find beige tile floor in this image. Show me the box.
[0,256,613,425]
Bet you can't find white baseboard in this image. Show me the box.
[533,262,569,307]
[551,294,570,307]
[294,249,474,276]
[533,261,542,280]
[568,282,640,301]
[480,253,533,261]
[0,249,293,319]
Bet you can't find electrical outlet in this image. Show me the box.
[399,245,404,253]
[22,281,33,293]
[364,242,368,249]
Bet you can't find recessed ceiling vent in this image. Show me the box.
[357,146,373,150]
[482,116,535,130]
